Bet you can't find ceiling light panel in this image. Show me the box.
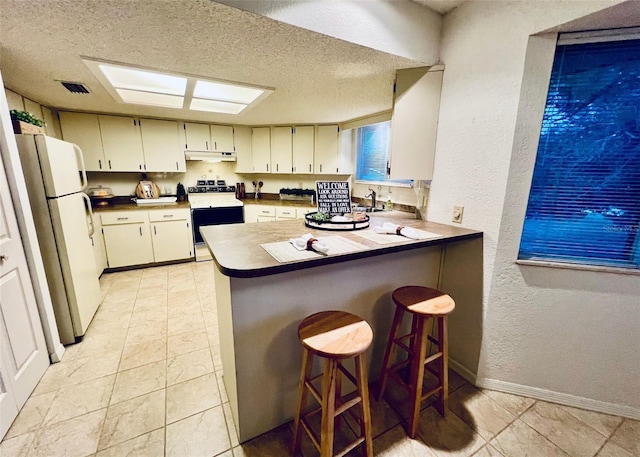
[193,80,264,104]
[99,64,187,95]
[116,89,184,108]
[190,98,247,114]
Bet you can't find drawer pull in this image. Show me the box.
[117,217,128,221]
[163,215,174,218]
[139,227,143,236]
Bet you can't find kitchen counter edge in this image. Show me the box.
[201,218,482,279]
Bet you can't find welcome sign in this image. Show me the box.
[316,181,352,216]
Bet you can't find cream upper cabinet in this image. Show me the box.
[139,119,185,172]
[211,125,234,152]
[271,126,292,174]
[389,67,443,180]
[59,112,106,171]
[98,115,145,172]
[251,127,271,173]
[314,125,340,174]
[292,126,314,174]
[234,126,252,173]
[149,209,193,262]
[184,122,211,151]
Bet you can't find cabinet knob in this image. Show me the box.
[0,254,8,262]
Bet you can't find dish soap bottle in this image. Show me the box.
[386,196,393,211]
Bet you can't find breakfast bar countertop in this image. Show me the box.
[200,216,482,278]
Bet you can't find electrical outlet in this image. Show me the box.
[452,206,464,223]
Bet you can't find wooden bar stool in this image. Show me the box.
[377,286,455,439]
[292,311,374,457]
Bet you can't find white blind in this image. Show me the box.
[519,36,640,269]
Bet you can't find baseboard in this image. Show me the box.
[448,358,478,385]
[476,377,640,420]
[49,343,65,363]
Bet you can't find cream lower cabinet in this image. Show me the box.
[101,208,193,268]
[296,207,316,219]
[275,207,296,221]
[101,212,154,268]
[149,209,192,262]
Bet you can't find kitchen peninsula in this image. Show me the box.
[201,217,483,442]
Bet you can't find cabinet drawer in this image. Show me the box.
[149,208,189,222]
[275,207,296,219]
[255,206,275,217]
[101,211,148,225]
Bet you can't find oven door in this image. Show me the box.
[191,206,244,245]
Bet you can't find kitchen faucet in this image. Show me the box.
[365,188,377,209]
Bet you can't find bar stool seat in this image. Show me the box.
[292,311,374,457]
[377,286,455,439]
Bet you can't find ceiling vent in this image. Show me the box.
[60,81,90,94]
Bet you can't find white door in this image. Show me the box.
[48,193,101,336]
[0,151,49,439]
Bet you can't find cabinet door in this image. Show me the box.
[98,115,145,172]
[58,112,106,171]
[389,68,442,180]
[297,207,316,219]
[314,125,340,174]
[251,127,271,173]
[270,126,292,174]
[151,220,192,262]
[234,126,253,173]
[102,222,153,268]
[211,125,234,152]
[184,122,211,151]
[292,126,314,174]
[140,119,185,172]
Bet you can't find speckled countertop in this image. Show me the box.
[201,217,482,278]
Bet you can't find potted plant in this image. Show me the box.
[176,182,187,202]
[10,109,45,134]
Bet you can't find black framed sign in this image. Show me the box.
[316,181,352,216]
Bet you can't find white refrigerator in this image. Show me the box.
[15,134,101,344]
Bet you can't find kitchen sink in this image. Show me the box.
[364,207,385,213]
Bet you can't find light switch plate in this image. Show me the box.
[452,205,464,223]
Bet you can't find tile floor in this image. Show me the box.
[0,262,638,457]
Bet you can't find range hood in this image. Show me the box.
[185,151,236,162]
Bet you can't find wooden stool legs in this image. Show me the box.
[292,349,373,457]
[377,312,450,439]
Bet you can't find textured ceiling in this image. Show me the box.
[0,0,427,125]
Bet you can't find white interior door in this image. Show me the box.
[0,152,49,440]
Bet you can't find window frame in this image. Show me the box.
[516,28,640,274]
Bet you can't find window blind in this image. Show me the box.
[519,36,640,269]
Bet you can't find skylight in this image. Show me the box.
[83,58,273,114]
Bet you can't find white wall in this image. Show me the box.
[216,0,441,64]
[430,0,639,417]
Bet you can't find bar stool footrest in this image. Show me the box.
[300,416,321,452]
[335,437,365,457]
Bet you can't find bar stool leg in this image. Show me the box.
[408,316,429,439]
[436,315,449,417]
[377,306,404,401]
[320,358,338,457]
[292,348,313,456]
[355,353,374,457]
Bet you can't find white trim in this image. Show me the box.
[448,358,478,385]
[49,344,65,363]
[558,27,640,45]
[476,377,640,420]
[516,259,640,276]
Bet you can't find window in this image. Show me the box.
[355,121,411,186]
[519,32,640,270]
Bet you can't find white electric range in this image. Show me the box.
[188,180,244,261]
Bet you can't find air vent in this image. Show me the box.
[60,81,90,94]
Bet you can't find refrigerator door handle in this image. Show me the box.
[72,143,88,191]
[81,193,95,237]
